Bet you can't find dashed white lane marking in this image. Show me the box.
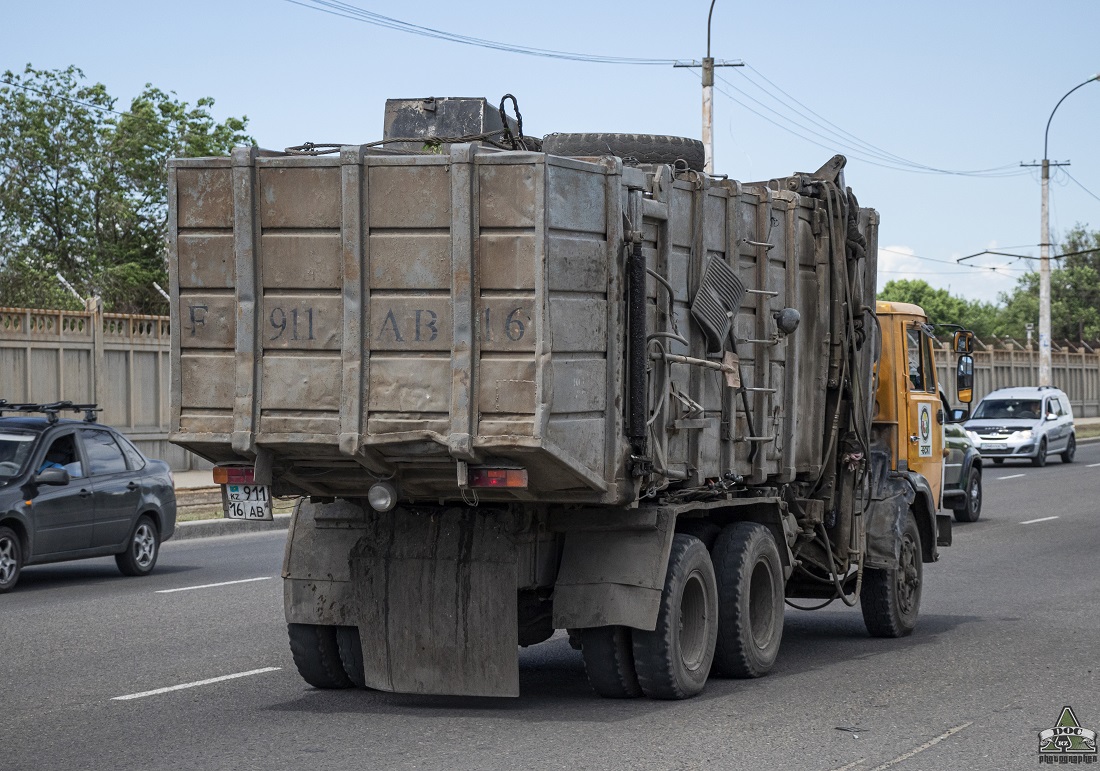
[1088,462,1100,468]
[156,577,273,594]
[997,474,1026,480]
[1021,516,1060,525]
[112,667,281,701]
[867,722,973,771]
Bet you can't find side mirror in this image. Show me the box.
[35,468,71,486]
[1046,413,1058,421]
[956,354,974,404]
[952,330,974,354]
[949,408,969,423]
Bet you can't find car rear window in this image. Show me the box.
[83,429,129,475]
[116,434,147,470]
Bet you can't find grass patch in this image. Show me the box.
[1077,424,1100,440]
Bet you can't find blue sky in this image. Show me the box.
[6,0,1098,303]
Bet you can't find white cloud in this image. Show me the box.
[876,244,1023,304]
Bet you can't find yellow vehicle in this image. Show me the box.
[862,301,974,635]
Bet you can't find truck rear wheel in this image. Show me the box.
[711,523,785,678]
[578,626,643,698]
[336,626,367,688]
[860,510,922,638]
[288,623,354,689]
[631,534,718,699]
[542,133,706,171]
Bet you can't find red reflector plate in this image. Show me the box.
[468,468,528,489]
[213,465,255,485]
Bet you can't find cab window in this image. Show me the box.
[905,328,935,392]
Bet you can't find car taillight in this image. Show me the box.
[468,468,528,489]
[212,465,255,485]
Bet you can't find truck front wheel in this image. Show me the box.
[712,523,785,678]
[631,534,718,699]
[860,510,922,638]
[578,626,643,698]
[288,623,354,689]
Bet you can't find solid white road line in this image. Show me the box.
[156,576,273,594]
[112,667,281,701]
[1020,516,1060,525]
[867,722,973,771]
[1088,462,1100,468]
[997,474,1026,480]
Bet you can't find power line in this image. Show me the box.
[1059,168,1100,204]
[709,71,1027,178]
[732,67,1026,177]
[283,0,677,65]
[0,78,125,117]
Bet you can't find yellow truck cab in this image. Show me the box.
[871,301,974,567]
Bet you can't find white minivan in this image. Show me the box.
[964,386,1076,466]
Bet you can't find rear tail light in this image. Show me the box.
[213,465,255,485]
[468,467,528,489]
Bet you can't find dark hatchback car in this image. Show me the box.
[0,402,176,592]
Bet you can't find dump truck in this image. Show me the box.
[168,97,975,699]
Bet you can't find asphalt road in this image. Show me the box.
[5,444,1099,771]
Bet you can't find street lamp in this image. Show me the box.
[1037,75,1099,386]
[673,2,742,174]
[702,0,718,173]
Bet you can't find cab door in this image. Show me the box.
[904,326,943,506]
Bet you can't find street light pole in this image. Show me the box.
[1036,75,1099,386]
[673,1,741,174]
[702,0,717,174]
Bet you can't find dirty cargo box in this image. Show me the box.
[170,145,631,502]
[169,144,877,505]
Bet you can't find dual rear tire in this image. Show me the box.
[580,524,785,700]
[288,623,365,689]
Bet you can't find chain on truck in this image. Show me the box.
[168,95,976,699]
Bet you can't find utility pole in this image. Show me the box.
[1021,75,1098,387]
[673,0,743,174]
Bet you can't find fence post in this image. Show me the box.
[88,296,105,410]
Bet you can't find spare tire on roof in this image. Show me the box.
[542,132,705,171]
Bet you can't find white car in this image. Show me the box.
[964,386,1076,467]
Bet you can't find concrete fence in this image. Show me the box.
[0,303,207,470]
[3,304,1099,471]
[934,337,1100,417]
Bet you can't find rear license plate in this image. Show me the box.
[224,484,273,521]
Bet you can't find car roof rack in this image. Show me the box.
[0,400,101,424]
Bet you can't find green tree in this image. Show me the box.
[0,64,251,313]
[998,224,1100,343]
[0,65,115,309]
[877,278,1003,339]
